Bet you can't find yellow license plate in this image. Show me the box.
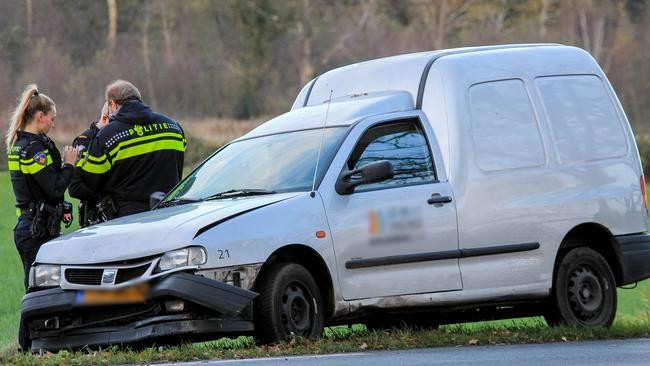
[79,283,149,305]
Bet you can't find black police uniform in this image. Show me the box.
[7,131,72,289]
[69,122,102,226]
[79,99,185,217]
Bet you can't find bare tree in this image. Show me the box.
[161,1,174,65]
[107,0,117,50]
[26,0,32,43]
[141,2,157,108]
[415,0,475,50]
[538,0,551,38]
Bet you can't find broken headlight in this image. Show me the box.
[156,246,207,272]
[30,265,61,288]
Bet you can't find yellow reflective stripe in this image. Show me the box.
[84,152,107,163]
[112,138,185,163]
[8,161,19,171]
[76,151,90,167]
[8,154,19,159]
[81,158,111,174]
[19,150,52,163]
[77,151,109,168]
[108,132,184,158]
[20,155,54,165]
[18,153,53,174]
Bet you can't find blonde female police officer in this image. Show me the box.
[6,85,79,290]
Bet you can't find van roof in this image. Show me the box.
[240,91,414,140]
[244,43,567,140]
[294,43,561,110]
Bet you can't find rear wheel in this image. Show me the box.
[545,247,617,327]
[253,263,324,344]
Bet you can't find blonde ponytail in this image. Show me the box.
[5,84,55,152]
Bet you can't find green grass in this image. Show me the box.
[1,170,650,363]
[4,321,650,365]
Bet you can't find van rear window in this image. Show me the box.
[535,75,627,163]
[469,79,545,172]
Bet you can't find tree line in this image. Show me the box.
[0,0,649,137]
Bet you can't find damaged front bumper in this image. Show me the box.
[22,271,258,351]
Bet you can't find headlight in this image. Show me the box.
[157,247,207,272]
[31,265,61,287]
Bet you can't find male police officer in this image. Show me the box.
[79,80,186,217]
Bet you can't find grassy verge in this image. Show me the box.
[3,320,650,365]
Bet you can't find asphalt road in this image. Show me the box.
[156,338,650,366]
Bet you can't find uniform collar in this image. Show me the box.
[17,130,51,146]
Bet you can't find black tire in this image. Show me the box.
[18,315,31,353]
[545,247,617,327]
[253,263,325,344]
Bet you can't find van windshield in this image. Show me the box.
[163,127,348,203]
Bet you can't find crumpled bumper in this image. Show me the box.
[22,271,258,351]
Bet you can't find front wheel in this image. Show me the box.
[253,263,325,344]
[545,247,617,327]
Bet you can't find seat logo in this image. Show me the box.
[102,269,117,285]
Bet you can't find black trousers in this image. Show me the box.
[13,215,57,290]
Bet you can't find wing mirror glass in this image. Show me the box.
[335,160,394,195]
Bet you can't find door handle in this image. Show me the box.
[428,194,452,205]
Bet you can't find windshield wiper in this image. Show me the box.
[157,197,202,208]
[202,189,277,201]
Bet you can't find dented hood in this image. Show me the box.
[36,192,301,265]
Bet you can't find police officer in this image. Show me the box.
[79,80,185,217]
[6,85,79,290]
[69,103,110,226]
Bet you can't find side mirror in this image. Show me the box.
[150,191,166,210]
[335,160,394,195]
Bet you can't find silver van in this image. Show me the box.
[22,44,650,351]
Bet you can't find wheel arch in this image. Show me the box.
[554,222,623,286]
[255,244,335,320]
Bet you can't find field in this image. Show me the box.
[1,170,650,358]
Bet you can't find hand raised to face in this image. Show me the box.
[96,102,110,129]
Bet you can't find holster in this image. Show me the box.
[29,202,62,239]
[79,199,104,228]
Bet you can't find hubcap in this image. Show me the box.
[280,282,312,336]
[567,265,604,321]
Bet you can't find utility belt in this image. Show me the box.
[27,201,73,239]
[79,195,118,228]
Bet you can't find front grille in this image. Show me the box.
[65,268,103,285]
[115,264,150,284]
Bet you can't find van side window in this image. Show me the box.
[535,75,627,163]
[469,79,545,172]
[347,120,436,192]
